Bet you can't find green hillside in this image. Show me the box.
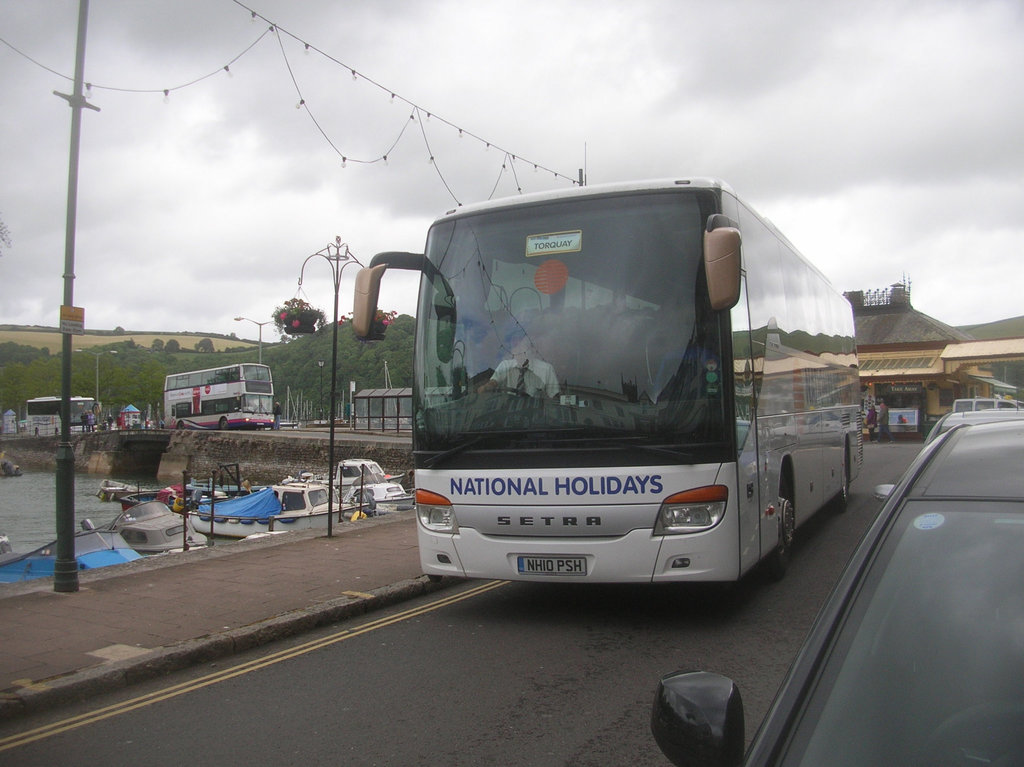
[0,326,257,353]
[0,319,414,421]
[959,316,1024,340]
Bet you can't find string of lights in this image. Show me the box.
[0,27,273,96]
[242,1,579,203]
[1,4,579,204]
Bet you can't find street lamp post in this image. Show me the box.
[298,237,364,537]
[76,348,117,404]
[317,359,325,420]
[233,317,270,364]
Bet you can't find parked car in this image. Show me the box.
[651,419,1024,767]
[925,407,1024,443]
[951,397,1023,412]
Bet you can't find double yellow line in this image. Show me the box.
[0,580,506,752]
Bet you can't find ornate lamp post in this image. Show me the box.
[297,237,364,536]
[233,316,271,364]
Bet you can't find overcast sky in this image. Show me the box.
[1,0,1022,344]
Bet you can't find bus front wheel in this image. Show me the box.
[765,491,795,582]
[834,444,851,512]
[218,417,228,430]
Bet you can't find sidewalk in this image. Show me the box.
[0,510,442,720]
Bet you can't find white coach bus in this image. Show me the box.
[353,178,862,583]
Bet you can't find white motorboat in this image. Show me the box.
[102,500,208,553]
[191,481,350,538]
[335,460,412,510]
[335,459,402,491]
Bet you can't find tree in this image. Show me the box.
[195,338,214,353]
[150,338,164,352]
[0,213,11,258]
[164,339,181,353]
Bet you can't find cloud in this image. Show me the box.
[1,0,1022,339]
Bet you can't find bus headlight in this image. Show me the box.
[654,485,728,535]
[416,489,458,534]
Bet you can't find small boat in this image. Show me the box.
[1,457,22,477]
[335,460,412,510]
[119,484,230,511]
[191,482,350,539]
[342,481,414,512]
[101,500,208,553]
[0,528,142,583]
[335,459,405,490]
[96,478,137,502]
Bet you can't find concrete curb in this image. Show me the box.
[0,574,452,721]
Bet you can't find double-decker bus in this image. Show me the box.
[353,178,862,584]
[26,396,97,436]
[164,363,274,430]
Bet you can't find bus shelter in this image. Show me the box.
[352,388,412,432]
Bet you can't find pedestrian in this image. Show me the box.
[877,399,895,443]
[865,403,877,442]
[273,400,282,430]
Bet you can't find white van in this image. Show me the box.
[951,397,1024,412]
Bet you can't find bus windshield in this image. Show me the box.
[415,190,729,460]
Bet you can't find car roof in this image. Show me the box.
[908,419,1024,500]
[927,408,1024,442]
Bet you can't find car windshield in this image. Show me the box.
[783,502,1024,765]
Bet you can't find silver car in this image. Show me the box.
[925,408,1024,444]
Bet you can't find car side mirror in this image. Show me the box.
[873,484,895,501]
[651,671,744,767]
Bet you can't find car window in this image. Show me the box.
[782,503,1024,766]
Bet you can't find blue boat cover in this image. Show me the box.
[196,487,282,521]
[0,530,142,583]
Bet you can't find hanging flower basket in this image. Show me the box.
[273,298,325,336]
[338,309,397,342]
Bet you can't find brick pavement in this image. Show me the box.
[0,510,443,719]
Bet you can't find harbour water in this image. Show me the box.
[0,469,154,553]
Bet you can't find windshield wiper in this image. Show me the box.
[420,432,499,468]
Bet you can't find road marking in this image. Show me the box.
[86,644,152,662]
[0,580,506,752]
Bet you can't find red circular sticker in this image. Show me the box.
[534,259,569,295]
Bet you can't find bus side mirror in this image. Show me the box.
[703,226,741,311]
[353,265,388,339]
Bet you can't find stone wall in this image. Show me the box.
[0,435,62,471]
[158,431,414,485]
[0,431,414,487]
